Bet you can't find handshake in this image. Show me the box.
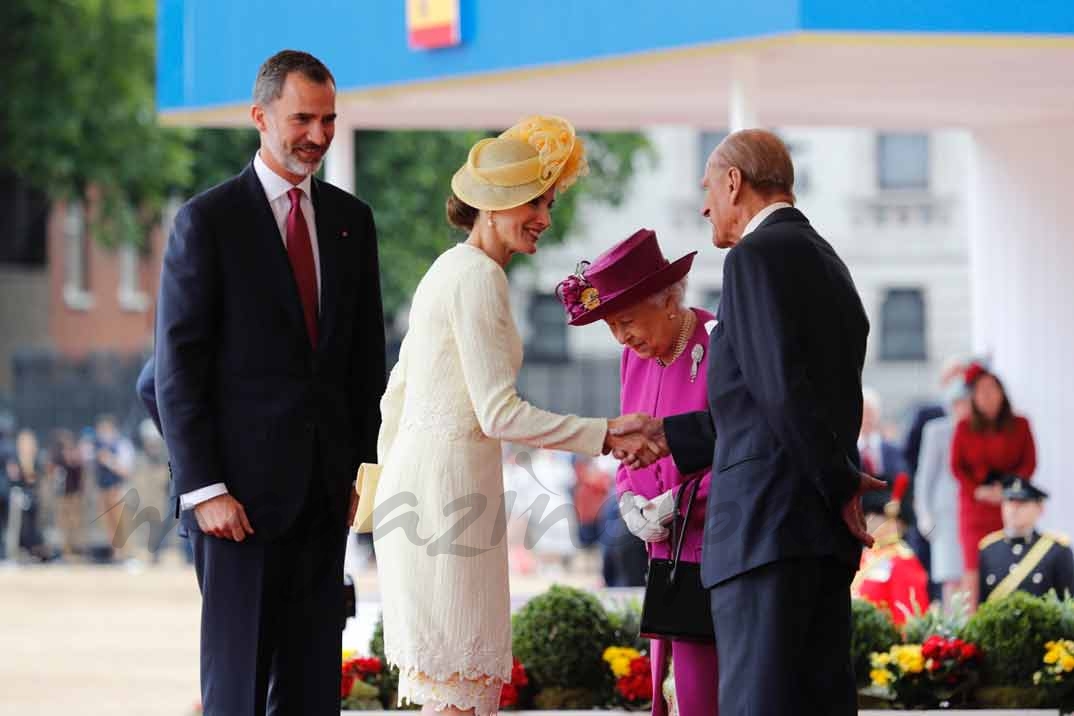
[604,412,669,469]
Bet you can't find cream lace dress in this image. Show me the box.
[374,243,607,715]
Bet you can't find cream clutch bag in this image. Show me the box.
[352,463,382,534]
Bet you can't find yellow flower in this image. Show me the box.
[342,649,356,662]
[870,668,894,687]
[870,652,892,668]
[1061,654,1074,673]
[892,645,925,674]
[603,646,641,678]
[1044,641,1063,665]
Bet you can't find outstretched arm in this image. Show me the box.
[451,263,608,455]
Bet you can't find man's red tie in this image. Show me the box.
[286,187,318,347]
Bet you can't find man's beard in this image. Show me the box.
[272,135,325,177]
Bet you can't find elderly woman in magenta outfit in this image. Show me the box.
[558,228,718,716]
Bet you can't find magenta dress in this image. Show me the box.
[617,307,718,716]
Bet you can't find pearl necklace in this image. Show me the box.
[656,310,696,367]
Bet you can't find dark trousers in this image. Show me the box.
[189,473,348,716]
[710,557,856,716]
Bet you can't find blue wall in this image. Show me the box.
[157,0,1073,113]
[802,0,1074,34]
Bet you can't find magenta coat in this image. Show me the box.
[616,307,714,563]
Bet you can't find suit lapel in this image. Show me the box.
[240,164,308,341]
[311,178,340,353]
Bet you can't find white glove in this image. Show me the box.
[641,489,676,526]
[619,491,670,543]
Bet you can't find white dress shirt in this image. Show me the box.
[742,201,793,238]
[179,152,322,511]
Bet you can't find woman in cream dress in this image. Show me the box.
[372,116,659,716]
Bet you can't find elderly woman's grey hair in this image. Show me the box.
[645,277,688,310]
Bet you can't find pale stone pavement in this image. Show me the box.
[0,555,606,716]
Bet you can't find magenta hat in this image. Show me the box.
[555,229,696,326]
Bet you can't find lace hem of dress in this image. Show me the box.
[385,646,511,681]
[397,667,504,716]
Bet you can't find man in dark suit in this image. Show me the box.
[616,129,884,715]
[150,50,385,715]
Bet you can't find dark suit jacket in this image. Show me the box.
[664,207,868,587]
[153,163,386,538]
[137,358,161,433]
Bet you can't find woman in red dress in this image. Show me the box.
[950,365,1037,607]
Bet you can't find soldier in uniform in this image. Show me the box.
[979,478,1074,603]
[852,474,930,624]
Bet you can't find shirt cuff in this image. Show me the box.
[180,483,228,511]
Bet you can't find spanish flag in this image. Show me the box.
[407,0,461,50]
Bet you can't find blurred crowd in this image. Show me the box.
[4,353,1059,618]
[0,413,189,568]
[853,356,1064,620]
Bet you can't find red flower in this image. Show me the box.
[500,683,519,708]
[341,671,356,699]
[510,658,529,687]
[629,656,650,677]
[356,657,383,675]
[959,643,979,662]
[922,635,945,660]
[617,672,652,703]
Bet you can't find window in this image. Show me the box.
[698,131,728,178]
[526,293,568,362]
[63,200,93,310]
[880,288,926,361]
[0,171,48,266]
[118,243,149,312]
[877,133,929,190]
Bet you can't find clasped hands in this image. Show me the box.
[604,412,669,469]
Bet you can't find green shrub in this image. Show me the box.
[1044,588,1074,636]
[368,613,403,708]
[901,591,971,644]
[533,686,600,709]
[605,596,648,653]
[512,584,615,690]
[851,599,900,686]
[961,591,1067,686]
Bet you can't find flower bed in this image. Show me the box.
[342,586,1074,712]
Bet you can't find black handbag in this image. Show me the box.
[639,476,715,643]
